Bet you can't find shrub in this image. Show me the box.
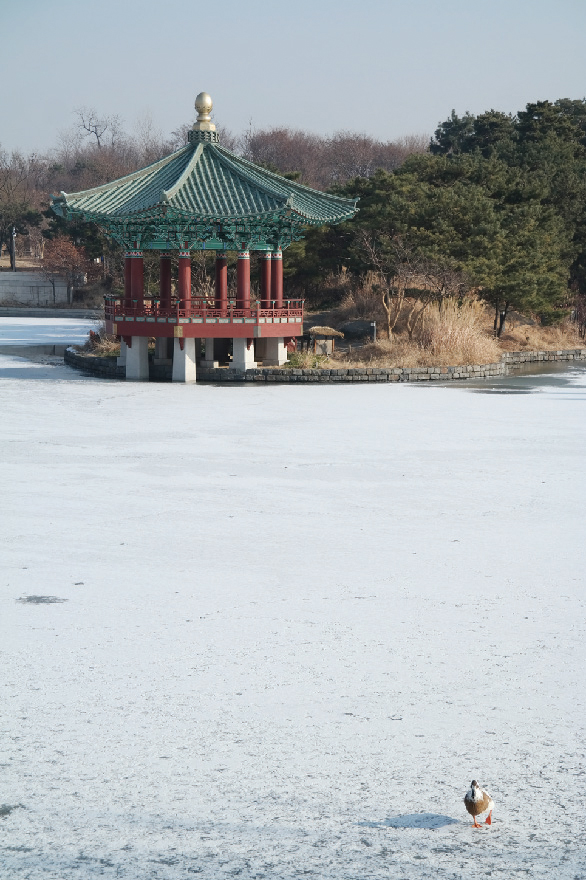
[284,351,330,368]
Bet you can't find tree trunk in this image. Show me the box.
[493,300,500,336]
[382,291,392,341]
[496,301,509,338]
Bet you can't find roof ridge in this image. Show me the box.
[216,145,358,208]
[54,144,193,202]
[211,145,291,206]
[162,144,204,203]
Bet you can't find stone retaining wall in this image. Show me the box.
[65,348,125,379]
[0,272,69,306]
[64,347,586,383]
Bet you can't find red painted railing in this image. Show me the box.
[104,296,304,323]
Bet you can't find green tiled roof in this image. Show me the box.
[51,139,358,251]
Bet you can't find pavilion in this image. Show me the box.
[51,93,358,382]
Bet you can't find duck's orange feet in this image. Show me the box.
[485,812,492,825]
[473,820,482,828]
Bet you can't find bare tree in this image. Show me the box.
[405,260,470,340]
[0,148,44,267]
[75,107,124,149]
[240,126,428,189]
[41,237,90,303]
[360,233,424,340]
[360,233,470,341]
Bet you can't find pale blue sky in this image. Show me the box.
[2,0,586,154]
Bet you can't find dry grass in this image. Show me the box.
[418,298,501,364]
[322,297,583,369]
[331,298,501,367]
[80,322,120,357]
[284,351,330,369]
[497,319,583,351]
[307,326,345,337]
[333,273,386,326]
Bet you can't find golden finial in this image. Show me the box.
[193,92,215,132]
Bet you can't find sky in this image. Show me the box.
[1,0,586,155]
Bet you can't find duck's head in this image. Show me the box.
[470,780,478,789]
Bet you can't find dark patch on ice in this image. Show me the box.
[0,804,24,819]
[16,595,68,604]
[76,854,115,866]
[360,813,460,829]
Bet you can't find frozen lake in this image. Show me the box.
[1,342,586,878]
[0,316,99,346]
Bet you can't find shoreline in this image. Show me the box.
[63,346,586,382]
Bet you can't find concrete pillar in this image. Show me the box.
[213,338,230,365]
[236,251,250,311]
[201,338,219,368]
[231,337,256,371]
[172,337,197,383]
[178,251,191,313]
[260,253,272,309]
[125,336,149,381]
[154,337,172,364]
[264,337,287,366]
[130,252,144,311]
[117,338,127,367]
[215,254,228,313]
[255,338,268,362]
[271,249,283,308]
[159,254,172,310]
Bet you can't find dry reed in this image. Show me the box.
[418,297,501,364]
[331,297,501,367]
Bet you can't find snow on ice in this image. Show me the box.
[0,317,99,346]
[1,331,585,878]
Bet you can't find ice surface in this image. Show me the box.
[1,343,585,879]
[0,317,98,346]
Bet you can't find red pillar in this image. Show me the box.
[130,251,144,311]
[124,254,132,309]
[271,248,283,308]
[178,250,191,313]
[159,254,172,310]
[215,254,228,312]
[236,250,250,311]
[259,253,272,309]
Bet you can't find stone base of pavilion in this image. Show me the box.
[116,335,289,382]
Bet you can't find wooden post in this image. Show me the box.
[178,250,191,313]
[159,254,172,310]
[271,248,283,308]
[260,253,272,309]
[130,251,144,311]
[236,251,250,310]
[215,254,228,312]
[124,253,133,309]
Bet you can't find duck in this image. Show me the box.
[464,780,494,828]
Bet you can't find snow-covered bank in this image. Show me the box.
[1,359,585,879]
